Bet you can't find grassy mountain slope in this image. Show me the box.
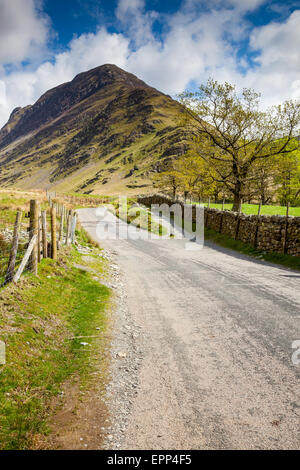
[0,64,192,195]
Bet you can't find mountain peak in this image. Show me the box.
[0,64,153,150]
[73,63,149,86]
[0,64,190,195]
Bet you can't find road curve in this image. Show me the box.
[78,207,300,450]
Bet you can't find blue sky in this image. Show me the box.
[44,0,297,42]
[44,0,184,46]
[43,0,298,62]
[0,0,299,127]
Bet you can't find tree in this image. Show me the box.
[248,156,277,204]
[152,152,218,202]
[174,151,216,202]
[179,80,300,211]
[273,150,300,206]
[151,168,181,199]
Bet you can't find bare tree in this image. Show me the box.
[179,79,300,211]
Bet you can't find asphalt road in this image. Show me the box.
[78,207,300,450]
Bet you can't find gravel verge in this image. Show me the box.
[101,248,144,450]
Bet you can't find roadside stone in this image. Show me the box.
[117,352,127,358]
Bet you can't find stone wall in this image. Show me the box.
[137,194,181,208]
[137,194,300,257]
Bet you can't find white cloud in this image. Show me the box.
[0,28,130,127]
[116,0,157,46]
[0,0,50,66]
[0,0,299,128]
[250,10,300,70]
[242,10,300,105]
[116,0,144,19]
[126,5,246,94]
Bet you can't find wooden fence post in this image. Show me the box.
[51,206,57,260]
[29,200,39,275]
[59,208,64,245]
[4,211,22,284]
[283,202,290,254]
[13,235,37,283]
[257,203,262,216]
[71,213,77,244]
[41,211,47,258]
[66,210,72,245]
[222,199,225,211]
[38,214,42,262]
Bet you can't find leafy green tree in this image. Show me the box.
[274,150,300,206]
[152,152,218,202]
[151,168,181,199]
[179,80,300,211]
[248,155,277,204]
[174,151,216,202]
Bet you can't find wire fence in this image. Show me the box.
[0,195,78,288]
[0,224,30,285]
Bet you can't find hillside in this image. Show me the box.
[0,64,193,195]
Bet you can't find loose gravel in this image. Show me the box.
[101,248,144,450]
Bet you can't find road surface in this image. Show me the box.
[78,207,300,450]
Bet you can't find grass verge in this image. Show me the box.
[0,228,111,449]
[204,227,300,271]
[197,202,300,217]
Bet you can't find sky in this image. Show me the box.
[0,0,299,128]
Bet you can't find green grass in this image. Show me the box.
[204,227,300,271]
[199,202,300,217]
[0,230,111,449]
[0,191,48,229]
[0,193,29,227]
[62,192,111,201]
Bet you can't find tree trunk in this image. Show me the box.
[261,185,266,205]
[232,193,242,212]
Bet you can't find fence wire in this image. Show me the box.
[0,224,36,287]
[0,205,77,288]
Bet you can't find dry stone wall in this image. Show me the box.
[137,194,300,257]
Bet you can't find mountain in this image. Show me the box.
[0,64,192,195]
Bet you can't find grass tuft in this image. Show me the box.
[0,230,111,449]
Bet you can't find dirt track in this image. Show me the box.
[78,207,300,450]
